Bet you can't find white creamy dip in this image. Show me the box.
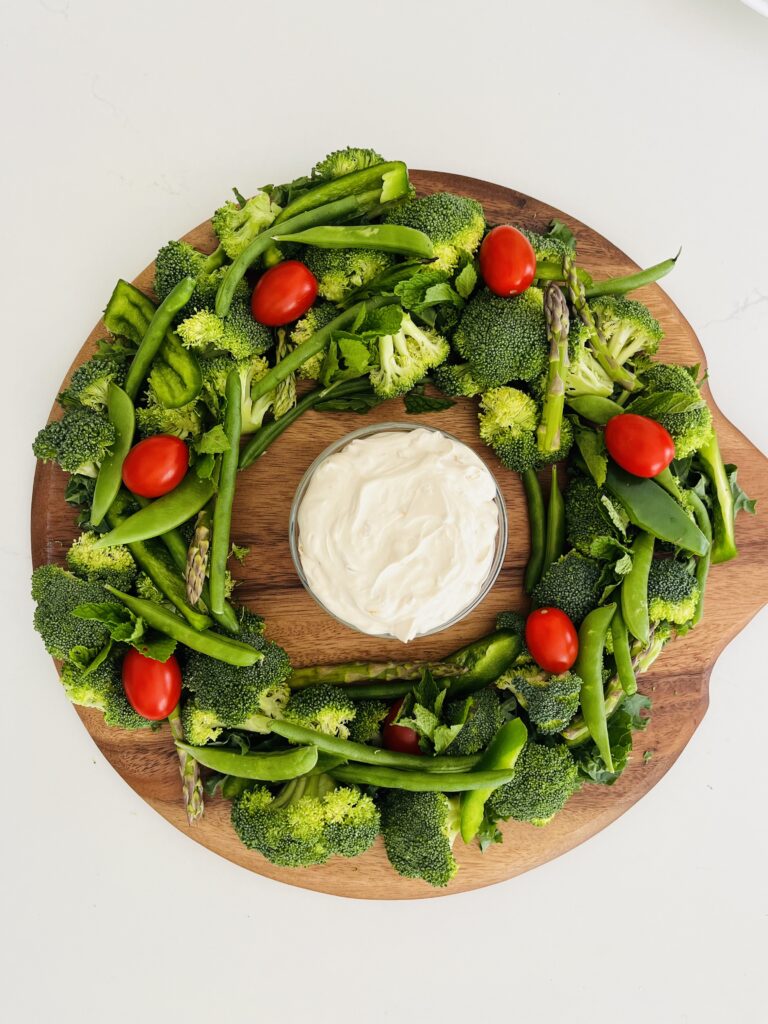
[296,427,500,642]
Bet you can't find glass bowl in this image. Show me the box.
[288,422,508,641]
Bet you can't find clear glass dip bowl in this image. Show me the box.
[288,422,508,641]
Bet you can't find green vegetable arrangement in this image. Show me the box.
[31,146,756,888]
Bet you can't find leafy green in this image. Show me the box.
[195,424,230,454]
[396,671,467,754]
[404,381,456,414]
[72,602,178,661]
[574,693,651,784]
[574,425,608,487]
[454,262,478,300]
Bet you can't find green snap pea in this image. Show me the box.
[273,224,435,259]
[543,465,565,572]
[91,384,135,526]
[562,675,625,745]
[209,370,241,614]
[565,395,625,424]
[274,161,410,224]
[124,276,196,401]
[604,464,709,556]
[610,606,637,696]
[522,467,546,594]
[176,742,318,781]
[621,531,654,644]
[104,586,261,666]
[330,763,518,793]
[654,466,684,502]
[460,718,528,842]
[687,488,713,626]
[574,603,616,771]
[94,473,216,549]
[584,251,679,298]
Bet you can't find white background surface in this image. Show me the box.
[2,1,767,1021]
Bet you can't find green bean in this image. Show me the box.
[565,395,625,424]
[209,370,241,614]
[574,603,616,771]
[341,681,420,700]
[522,467,546,594]
[94,473,216,549]
[621,531,654,644]
[91,384,135,526]
[274,161,410,223]
[534,262,591,285]
[267,719,480,772]
[330,763,518,793]
[124,276,195,400]
[687,488,713,626]
[104,587,262,666]
[604,464,709,556]
[273,224,435,259]
[610,606,637,696]
[176,742,318,781]
[543,465,565,572]
[460,718,528,842]
[584,251,679,298]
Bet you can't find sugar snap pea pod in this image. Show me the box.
[565,395,625,425]
[522,467,546,594]
[274,161,410,224]
[91,384,135,526]
[124,276,196,401]
[604,464,709,556]
[104,586,261,666]
[176,742,318,782]
[621,531,654,644]
[574,603,616,771]
[460,718,528,843]
[653,466,684,502]
[543,465,565,572]
[209,369,242,614]
[563,676,625,746]
[610,606,637,696]
[584,251,679,298]
[273,224,435,259]
[330,763,518,793]
[94,474,216,549]
[686,488,713,626]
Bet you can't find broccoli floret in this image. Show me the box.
[231,774,379,867]
[495,609,532,663]
[302,247,395,303]
[635,361,714,458]
[444,687,503,755]
[284,684,357,739]
[153,240,227,310]
[212,192,279,259]
[432,362,484,398]
[60,656,154,730]
[177,306,273,360]
[501,665,582,735]
[589,295,663,369]
[33,410,116,478]
[312,147,385,180]
[134,572,165,604]
[384,192,485,272]
[348,699,389,744]
[290,302,339,380]
[564,474,626,558]
[66,532,137,591]
[478,387,573,472]
[199,354,273,433]
[379,790,461,887]
[531,551,602,626]
[647,559,700,625]
[58,355,126,411]
[486,741,579,825]
[135,397,203,440]
[453,287,548,388]
[31,564,118,661]
[519,227,575,266]
[369,312,450,398]
[565,320,614,399]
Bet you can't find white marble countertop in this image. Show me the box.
[3,1,767,1021]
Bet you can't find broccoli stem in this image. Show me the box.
[288,661,465,689]
[167,706,204,824]
[537,284,570,453]
[697,433,738,563]
[584,251,679,298]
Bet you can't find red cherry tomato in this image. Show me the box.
[122,649,182,720]
[122,434,188,498]
[251,260,318,326]
[479,225,536,297]
[525,607,579,674]
[382,698,422,755]
[605,413,675,478]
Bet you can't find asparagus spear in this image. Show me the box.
[167,705,204,824]
[288,661,467,689]
[185,509,211,605]
[537,283,570,453]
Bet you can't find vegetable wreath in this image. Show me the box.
[31,147,756,888]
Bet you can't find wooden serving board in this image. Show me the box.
[30,171,768,899]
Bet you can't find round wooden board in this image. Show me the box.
[31,171,768,899]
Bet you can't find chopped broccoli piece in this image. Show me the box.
[135,396,203,440]
[302,247,395,303]
[312,147,385,180]
[454,287,548,388]
[31,564,118,661]
[478,386,573,472]
[432,362,484,398]
[33,409,116,478]
[647,559,700,625]
[530,551,602,626]
[60,656,154,730]
[134,572,165,604]
[384,192,485,272]
[212,192,279,259]
[379,790,461,887]
[290,302,339,380]
[153,240,228,312]
[565,474,626,558]
[519,227,576,266]
[58,355,126,411]
[565,320,614,398]
[500,665,582,735]
[66,532,137,591]
[495,609,532,662]
[635,362,714,458]
[284,684,357,739]
[347,699,389,744]
[444,687,504,755]
[369,312,450,398]
[177,306,272,360]
[589,295,663,369]
[486,741,579,825]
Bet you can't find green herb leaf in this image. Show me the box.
[132,630,177,662]
[455,262,478,300]
[574,693,652,784]
[404,382,456,415]
[195,424,230,454]
[574,426,608,487]
[548,219,576,249]
[629,391,705,418]
[724,464,757,516]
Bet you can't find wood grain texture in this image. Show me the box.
[30,171,768,899]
